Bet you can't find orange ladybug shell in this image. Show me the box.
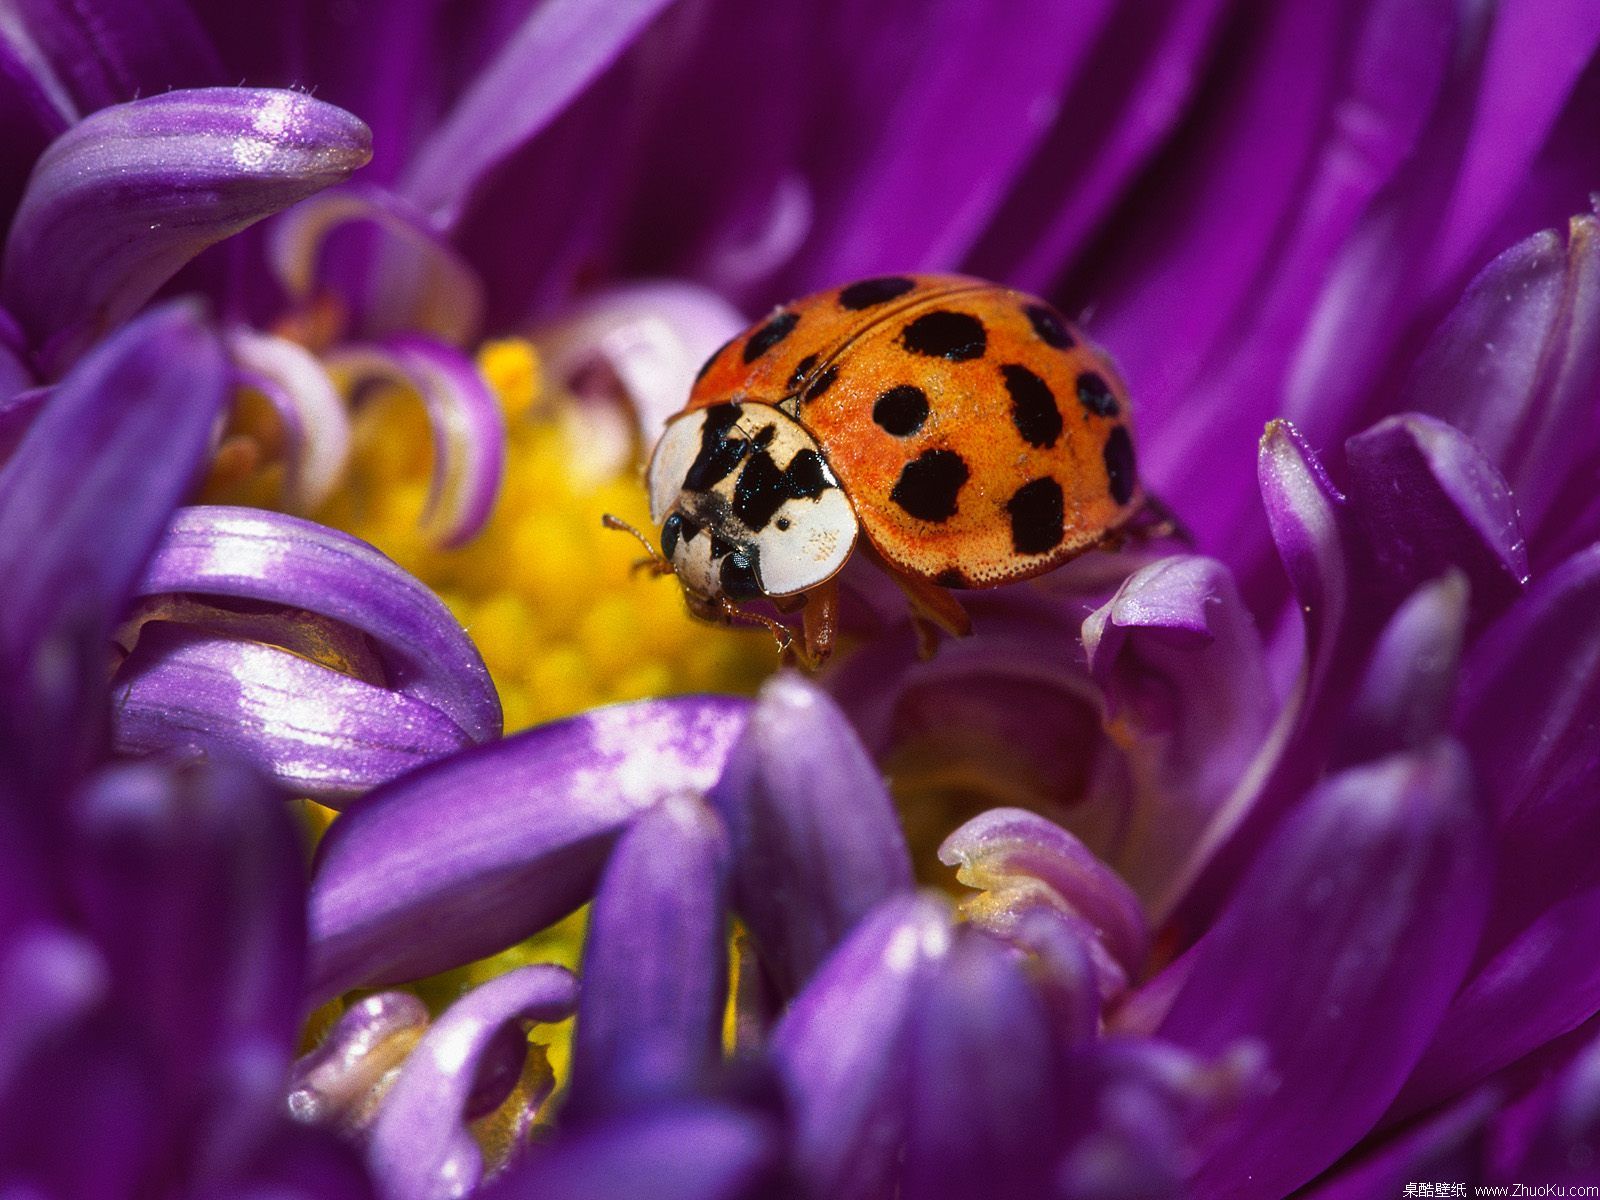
[686,274,1140,587]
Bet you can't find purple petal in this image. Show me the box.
[482,1103,780,1200]
[708,672,913,998]
[1403,216,1600,557]
[0,302,227,792]
[401,0,680,229]
[67,755,305,1147]
[1,88,370,372]
[938,808,1148,1004]
[1300,1091,1496,1200]
[772,893,952,1200]
[366,965,576,1200]
[1503,1025,1600,1185]
[1335,571,1468,767]
[308,696,750,1002]
[0,385,47,465]
[139,506,500,745]
[226,327,351,513]
[1456,534,1600,826]
[267,183,487,345]
[569,793,729,1117]
[902,930,1068,1200]
[110,622,473,804]
[290,992,432,1134]
[0,923,106,1095]
[1344,413,1529,623]
[1080,554,1276,917]
[1159,740,1489,1199]
[326,336,504,546]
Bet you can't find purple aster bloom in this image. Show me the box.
[2,2,1600,1198]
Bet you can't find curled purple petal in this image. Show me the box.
[708,671,913,998]
[772,893,952,1200]
[139,506,500,744]
[290,992,431,1134]
[367,965,575,1200]
[1404,215,1600,555]
[0,302,227,792]
[401,0,680,229]
[1080,554,1276,917]
[325,336,504,546]
[225,327,351,513]
[938,808,1148,1004]
[1,88,370,372]
[110,622,473,804]
[1335,571,1468,767]
[308,696,750,1002]
[569,793,729,1117]
[1345,412,1528,623]
[267,183,487,345]
[1159,740,1489,1199]
[902,929,1068,1200]
[482,1103,781,1200]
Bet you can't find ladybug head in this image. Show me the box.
[646,401,858,608]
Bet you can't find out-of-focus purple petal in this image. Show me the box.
[1080,554,1275,916]
[1302,1091,1495,1200]
[139,506,500,744]
[1345,413,1528,622]
[1,88,370,372]
[1160,741,1489,1199]
[226,327,351,513]
[902,930,1067,1200]
[482,1103,781,1200]
[110,622,473,804]
[308,696,750,1002]
[969,0,1231,291]
[1335,571,1468,767]
[326,336,504,546]
[401,0,680,229]
[708,672,913,998]
[290,992,431,1135]
[0,306,33,403]
[1403,216,1600,559]
[0,303,227,793]
[267,183,487,345]
[0,385,46,463]
[569,793,729,1117]
[1456,542,1600,824]
[772,893,952,1200]
[1503,1026,1600,1185]
[780,0,1116,289]
[938,808,1147,1005]
[68,755,305,1161]
[0,923,105,1094]
[536,282,747,446]
[220,1121,380,1200]
[367,965,576,1200]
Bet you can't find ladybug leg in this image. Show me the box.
[886,569,971,659]
[798,580,839,669]
[715,596,806,665]
[601,513,676,577]
[1123,491,1193,548]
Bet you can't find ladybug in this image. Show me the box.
[610,274,1149,667]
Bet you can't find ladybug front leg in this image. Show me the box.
[797,579,840,669]
[885,568,971,660]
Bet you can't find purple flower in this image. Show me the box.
[2,3,1599,1198]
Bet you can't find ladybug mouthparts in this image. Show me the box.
[647,401,859,605]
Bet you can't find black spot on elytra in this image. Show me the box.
[695,337,735,383]
[776,517,791,531]
[890,449,970,522]
[1007,477,1066,555]
[720,549,762,600]
[683,404,747,492]
[788,353,818,389]
[901,310,986,361]
[802,364,839,402]
[840,276,917,310]
[873,385,929,436]
[1104,426,1136,505]
[1001,363,1062,448]
[1024,304,1074,349]
[733,446,834,531]
[1077,371,1119,418]
[744,311,799,363]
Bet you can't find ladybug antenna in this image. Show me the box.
[601,513,675,577]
